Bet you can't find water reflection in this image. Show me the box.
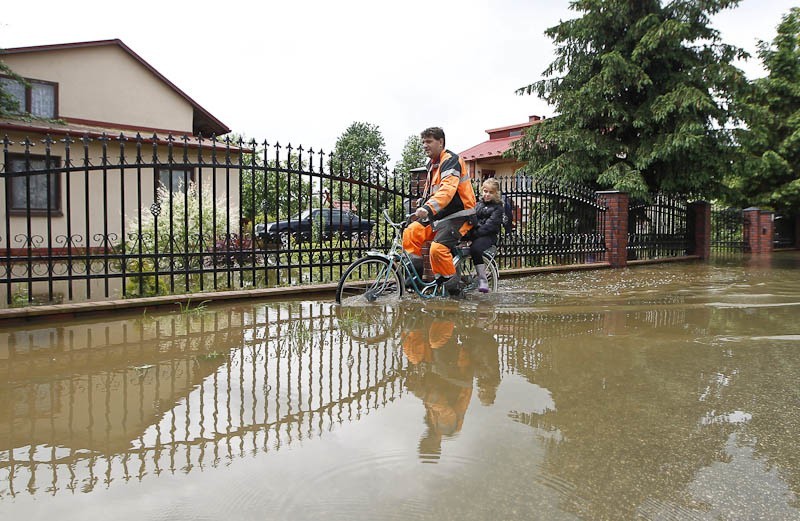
[1,254,799,520]
[399,307,501,462]
[0,304,407,498]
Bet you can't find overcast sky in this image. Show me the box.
[1,0,797,165]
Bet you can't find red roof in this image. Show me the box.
[460,134,522,161]
[460,115,544,161]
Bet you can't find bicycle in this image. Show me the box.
[335,209,499,304]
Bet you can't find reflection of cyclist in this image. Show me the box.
[403,127,476,294]
[462,305,501,405]
[402,314,474,461]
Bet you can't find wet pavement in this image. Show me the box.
[1,252,799,520]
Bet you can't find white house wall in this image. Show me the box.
[1,133,242,245]
[3,45,193,133]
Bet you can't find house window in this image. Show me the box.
[6,154,62,214]
[482,170,496,179]
[0,75,58,119]
[158,168,194,193]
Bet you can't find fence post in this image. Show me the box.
[743,207,774,255]
[687,201,711,260]
[795,214,800,249]
[596,191,628,268]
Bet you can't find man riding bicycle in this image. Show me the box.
[403,127,477,294]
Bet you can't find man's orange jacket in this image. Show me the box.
[420,149,476,222]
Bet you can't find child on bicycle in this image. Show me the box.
[466,178,504,293]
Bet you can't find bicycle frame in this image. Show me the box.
[364,210,499,299]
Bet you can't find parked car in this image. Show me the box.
[255,208,375,245]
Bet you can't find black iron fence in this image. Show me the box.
[711,206,745,253]
[774,214,797,248]
[2,133,416,307]
[494,176,607,268]
[627,193,689,260]
[2,132,720,307]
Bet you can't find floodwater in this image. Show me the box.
[1,252,799,521]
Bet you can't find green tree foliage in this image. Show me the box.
[730,8,800,212]
[329,121,390,180]
[393,134,426,192]
[512,0,747,199]
[234,135,312,223]
[327,122,391,218]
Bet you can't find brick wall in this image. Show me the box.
[596,191,629,268]
[743,208,774,254]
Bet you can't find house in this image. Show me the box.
[460,115,543,180]
[459,116,545,234]
[0,39,239,246]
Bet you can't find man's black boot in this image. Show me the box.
[435,275,461,296]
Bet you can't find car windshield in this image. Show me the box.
[288,210,313,221]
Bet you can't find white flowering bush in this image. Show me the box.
[122,182,241,296]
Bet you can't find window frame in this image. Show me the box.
[5,153,63,216]
[0,74,59,119]
[157,167,196,194]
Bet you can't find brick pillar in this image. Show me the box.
[597,191,629,268]
[687,201,711,260]
[760,211,774,254]
[743,208,774,255]
[422,240,434,281]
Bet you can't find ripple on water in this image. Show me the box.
[637,497,709,521]
[269,451,481,520]
[704,334,800,346]
[707,301,800,309]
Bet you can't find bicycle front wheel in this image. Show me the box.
[336,256,403,304]
[455,254,499,294]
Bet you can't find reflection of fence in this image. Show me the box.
[628,194,688,260]
[0,299,687,499]
[0,304,407,498]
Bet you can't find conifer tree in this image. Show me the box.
[512,0,747,199]
[731,8,800,212]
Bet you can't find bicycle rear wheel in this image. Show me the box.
[336,256,403,304]
[454,254,499,294]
